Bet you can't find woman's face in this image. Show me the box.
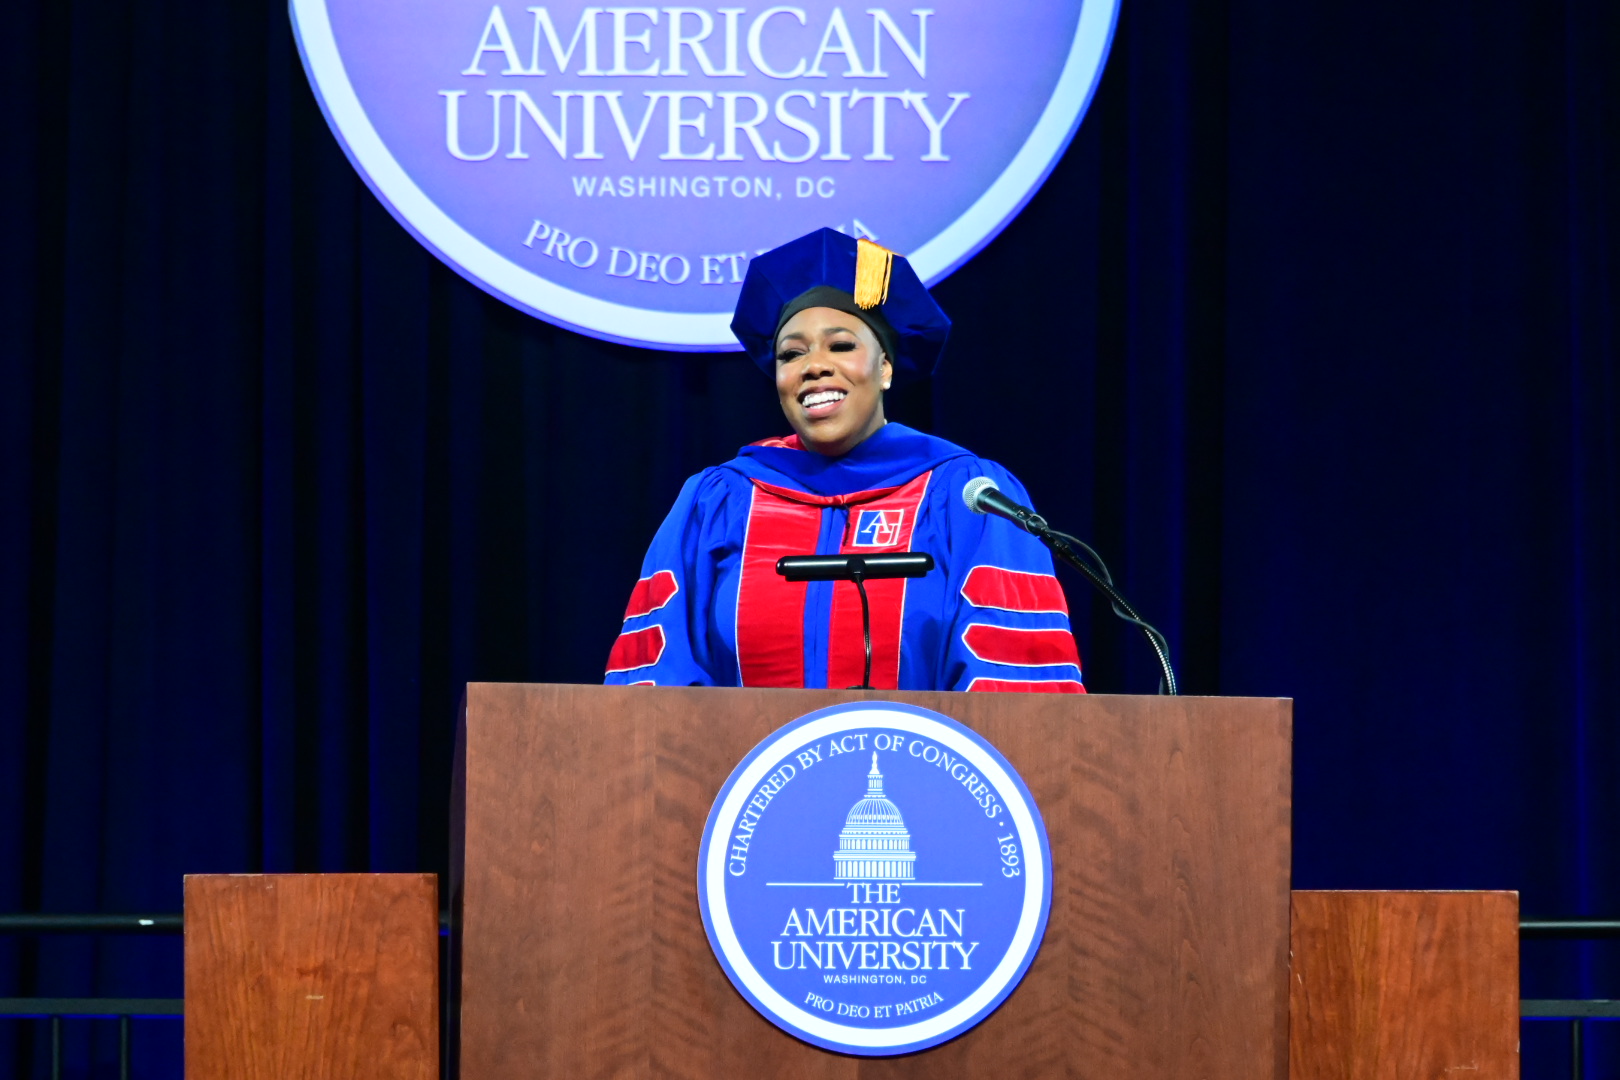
[774,306,893,457]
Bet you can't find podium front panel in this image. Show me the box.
[452,685,1291,1079]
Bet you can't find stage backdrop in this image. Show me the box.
[1,0,1616,1076]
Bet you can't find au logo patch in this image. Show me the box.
[698,702,1051,1055]
[852,509,906,547]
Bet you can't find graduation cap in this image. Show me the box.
[730,228,951,382]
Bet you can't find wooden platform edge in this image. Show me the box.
[1289,889,1520,1080]
[184,873,440,1080]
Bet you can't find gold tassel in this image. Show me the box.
[853,238,896,309]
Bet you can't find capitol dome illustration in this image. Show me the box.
[833,754,917,881]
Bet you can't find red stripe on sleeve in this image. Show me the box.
[961,624,1081,669]
[623,569,679,620]
[826,472,932,689]
[605,625,666,674]
[967,677,1085,694]
[736,486,823,687]
[961,566,1069,614]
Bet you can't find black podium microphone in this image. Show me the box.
[962,477,1179,695]
[776,553,934,582]
[775,553,935,690]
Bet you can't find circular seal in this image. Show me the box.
[698,701,1051,1055]
[289,0,1118,349]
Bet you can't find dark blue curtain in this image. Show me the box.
[2,0,1616,1073]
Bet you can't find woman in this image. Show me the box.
[604,228,1084,692]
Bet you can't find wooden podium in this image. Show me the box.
[451,685,1293,1079]
[177,684,1518,1077]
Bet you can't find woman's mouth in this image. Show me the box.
[800,388,848,418]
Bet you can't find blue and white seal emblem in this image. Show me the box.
[698,701,1052,1055]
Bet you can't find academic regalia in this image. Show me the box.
[604,423,1084,691]
[603,228,1084,692]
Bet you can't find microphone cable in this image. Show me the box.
[964,478,1178,695]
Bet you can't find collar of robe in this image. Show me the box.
[726,422,971,497]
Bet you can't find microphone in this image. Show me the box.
[962,476,1046,533]
[961,477,1179,695]
[776,553,935,582]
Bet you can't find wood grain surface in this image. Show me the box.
[1289,890,1520,1080]
[185,873,439,1080]
[454,685,1291,1079]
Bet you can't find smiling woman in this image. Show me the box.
[775,302,892,457]
[604,228,1087,692]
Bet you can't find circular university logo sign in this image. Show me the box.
[289,0,1118,349]
[698,702,1051,1055]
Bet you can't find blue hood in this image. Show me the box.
[724,423,972,497]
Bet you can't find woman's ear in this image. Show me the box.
[880,354,893,391]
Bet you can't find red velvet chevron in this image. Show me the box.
[606,625,666,674]
[960,624,1080,669]
[622,570,679,620]
[961,566,1069,614]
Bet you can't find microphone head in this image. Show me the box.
[962,476,999,514]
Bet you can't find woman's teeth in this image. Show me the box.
[803,390,847,408]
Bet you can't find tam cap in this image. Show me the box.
[730,228,951,382]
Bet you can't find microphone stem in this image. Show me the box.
[851,574,874,690]
[1030,524,1179,696]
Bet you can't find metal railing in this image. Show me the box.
[1519,920,1620,1080]
[3,913,1616,1077]
[0,914,185,1079]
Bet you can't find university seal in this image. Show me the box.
[697,701,1051,1055]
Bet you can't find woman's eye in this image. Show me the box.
[776,349,803,363]
[830,340,855,352]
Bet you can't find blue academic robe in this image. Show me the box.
[604,423,1084,692]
